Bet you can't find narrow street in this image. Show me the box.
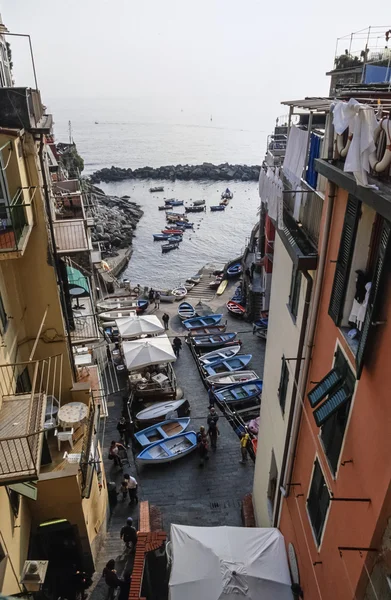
[90,281,266,598]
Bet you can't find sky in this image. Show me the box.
[0,0,376,133]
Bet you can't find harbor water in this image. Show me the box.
[99,179,259,289]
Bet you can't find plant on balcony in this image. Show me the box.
[6,42,13,71]
[334,53,363,71]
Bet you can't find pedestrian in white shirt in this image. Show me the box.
[124,473,138,505]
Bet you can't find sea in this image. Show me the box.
[49,98,266,288]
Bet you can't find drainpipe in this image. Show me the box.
[274,181,336,525]
[38,134,77,380]
[273,269,313,526]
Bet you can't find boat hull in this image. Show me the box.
[192,333,237,348]
[206,370,258,387]
[136,399,190,423]
[226,263,242,278]
[136,431,197,463]
[188,325,226,335]
[178,302,196,320]
[203,354,252,376]
[214,381,263,404]
[134,418,191,447]
[227,300,246,316]
[183,314,223,329]
[199,344,241,364]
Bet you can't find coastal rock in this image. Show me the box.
[90,162,261,184]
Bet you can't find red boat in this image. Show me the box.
[161,229,183,235]
[226,300,245,316]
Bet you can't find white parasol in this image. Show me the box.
[116,315,164,339]
[169,525,292,600]
[122,335,176,371]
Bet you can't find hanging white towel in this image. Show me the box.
[357,282,372,331]
[283,126,308,187]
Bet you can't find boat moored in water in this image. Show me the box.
[150,186,164,193]
[162,242,180,253]
[185,205,206,213]
[193,199,206,206]
[210,205,225,211]
[221,189,233,200]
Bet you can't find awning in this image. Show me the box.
[66,265,89,297]
[122,335,176,371]
[169,525,292,600]
[116,315,164,339]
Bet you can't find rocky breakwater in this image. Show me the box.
[90,162,261,184]
[91,185,143,250]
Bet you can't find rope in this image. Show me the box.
[340,553,357,600]
[294,496,324,600]
[363,561,380,600]
[1,148,12,171]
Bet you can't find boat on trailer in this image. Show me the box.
[199,344,241,365]
[134,418,191,447]
[136,431,197,464]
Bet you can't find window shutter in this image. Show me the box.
[313,386,351,426]
[328,196,361,324]
[356,220,391,378]
[308,367,343,408]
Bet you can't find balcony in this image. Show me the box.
[0,356,63,484]
[0,186,36,260]
[0,88,52,133]
[53,220,89,254]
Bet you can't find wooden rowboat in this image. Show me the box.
[210,205,225,211]
[227,300,246,316]
[203,354,252,376]
[199,344,241,365]
[192,333,237,348]
[183,314,223,329]
[134,418,191,447]
[206,370,259,388]
[193,199,206,206]
[178,301,196,320]
[136,431,197,464]
[136,399,190,423]
[214,381,263,404]
[188,325,227,335]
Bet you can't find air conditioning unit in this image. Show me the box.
[20,560,48,592]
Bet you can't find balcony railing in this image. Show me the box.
[0,88,52,133]
[0,355,64,484]
[53,219,89,253]
[79,404,99,498]
[0,187,36,258]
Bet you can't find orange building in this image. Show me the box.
[277,99,391,598]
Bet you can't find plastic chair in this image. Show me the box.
[54,427,74,451]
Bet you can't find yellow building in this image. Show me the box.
[0,87,107,597]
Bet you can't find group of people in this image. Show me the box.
[148,288,161,308]
[196,406,251,466]
[102,518,138,597]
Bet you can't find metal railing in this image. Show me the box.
[79,404,97,498]
[299,191,324,247]
[0,187,36,252]
[70,313,100,342]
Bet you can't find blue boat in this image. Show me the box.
[134,418,191,448]
[192,332,237,349]
[176,221,194,228]
[203,354,252,376]
[167,235,183,243]
[183,314,223,330]
[213,380,263,404]
[226,263,242,278]
[210,205,225,211]
[165,200,184,206]
[136,431,197,463]
[136,299,149,314]
[254,317,268,329]
[153,233,170,241]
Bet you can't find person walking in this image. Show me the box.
[172,336,182,358]
[116,417,127,445]
[207,407,220,450]
[162,312,169,330]
[124,473,138,505]
[102,560,126,592]
[196,426,209,467]
[239,431,250,464]
[148,288,155,302]
[154,291,161,309]
[108,440,126,469]
[120,517,138,550]
[208,386,216,408]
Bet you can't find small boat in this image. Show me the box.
[158,205,169,210]
[193,199,206,206]
[226,263,242,278]
[185,281,195,290]
[192,332,237,349]
[188,324,227,335]
[99,309,138,321]
[165,200,184,206]
[167,235,183,243]
[162,242,179,253]
[153,233,170,241]
[199,344,241,365]
[209,278,223,289]
[97,298,148,312]
[254,317,268,329]
[172,286,188,299]
[135,418,191,447]
[220,199,229,206]
[217,279,228,295]
[214,381,263,404]
[183,314,223,329]
[227,300,246,316]
[206,370,259,388]
[210,205,225,211]
[186,274,202,285]
[136,431,197,464]
[177,221,193,228]
[221,190,233,200]
[178,301,196,320]
[185,206,206,213]
[150,186,164,193]
[136,399,190,423]
[162,229,183,235]
[203,354,252,376]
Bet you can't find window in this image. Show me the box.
[267,451,278,524]
[307,460,330,545]
[288,266,302,319]
[0,292,7,332]
[278,356,289,413]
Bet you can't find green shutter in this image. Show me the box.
[8,481,38,501]
[313,386,351,426]
[356,220,391,378]
[308,367,343,408]
[328,196,361,324]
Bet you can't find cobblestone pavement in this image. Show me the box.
[89,276,266,598]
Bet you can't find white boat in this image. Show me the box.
[206,370,259,387]
[156,290,177,303]
[199,344,241,365]
[172,286,188,300]
[136,399,190,423]
[97,299,137,310]
[98,309,137,321]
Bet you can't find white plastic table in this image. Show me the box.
[58,402,88,426]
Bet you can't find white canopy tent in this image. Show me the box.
[116,315,164,339]
[169,525,292,600]
[122,335,176,371]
